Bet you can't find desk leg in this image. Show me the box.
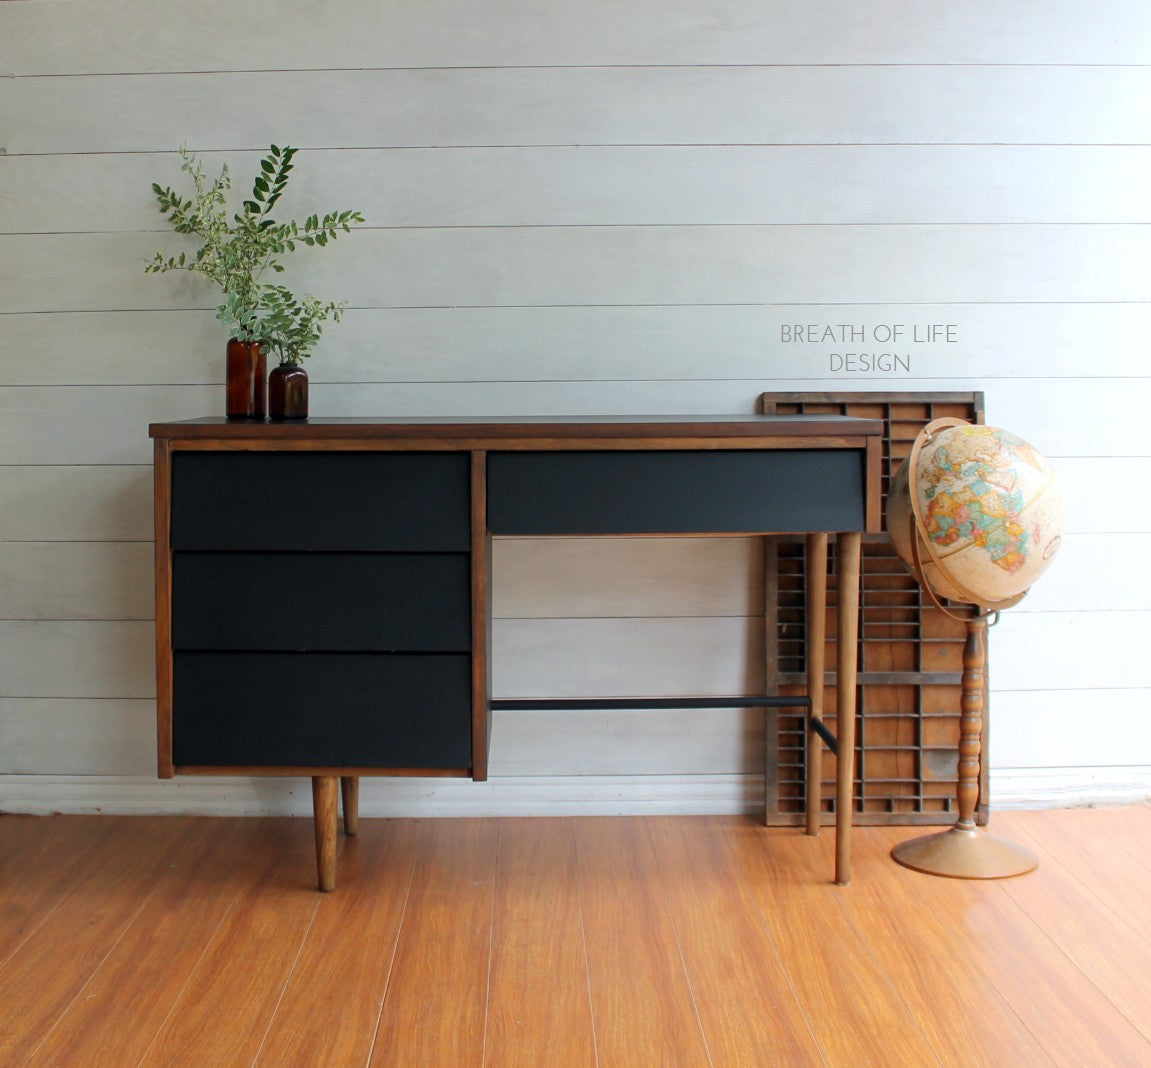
[312,776,339,892]
[834,532,862,886]
[805,532,829,837]
[340,776,360,836]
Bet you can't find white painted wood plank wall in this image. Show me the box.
[2,0,1149,814]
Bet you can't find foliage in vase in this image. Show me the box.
[260,284,347,366]
[145,144,362,343]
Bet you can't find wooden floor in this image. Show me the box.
[1,807,1149,1066]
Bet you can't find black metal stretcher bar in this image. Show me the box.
[492,698,837,752]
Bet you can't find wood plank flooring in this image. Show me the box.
[1,806,1149,1066]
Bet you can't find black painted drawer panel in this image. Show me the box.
[172,553,470,652]
[173,652,472,768]
[487,450,865,535]
[171,452,470,551]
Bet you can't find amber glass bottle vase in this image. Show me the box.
[225,338,267,420]
[268,361,309,420]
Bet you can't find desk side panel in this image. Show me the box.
[154,438,174,778]
[471,451,491,781]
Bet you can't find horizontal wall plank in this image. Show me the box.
[3,380,1144,466]
[34,684,1151,783]
[0,621,154,699]
[9,146,1151,234]
[493,612,1148,699]
[0,601,1135,712]
[990,611,1151,692]
[0,700,760,778]
[5,67,1151,155]
[0,466,152,542]
[16,680,1145,794]
[1052,460,1151,535]
[7,227,1151,315]
[0,530,1133,631]
[5,0,1149,74]
[493,538,763,619]
[0,699,155,776]
[494,617,763,699]
[989,688,1151,770]
[0,313,221,386]
[0,386,216,465]
[0,543,153,621]
[496,532,1145,622]
[1014,535,1151,613]
[5,304,1151,386]
[488,708,763,776]
[978,380,1151,460]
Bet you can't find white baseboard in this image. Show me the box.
[0,774,766,817]
[2,769,1148,818]
[989,766,1151,810]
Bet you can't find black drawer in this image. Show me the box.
[487,450,866,535]
[172,552,470,652]
[173,652,472,768]
[171,452,470,551]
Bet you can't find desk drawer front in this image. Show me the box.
[171,452,470,551]
[487,450,866,535]
[172,552,471,652]
[173,652,471,768]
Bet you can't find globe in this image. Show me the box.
[887,420,1064,612]
[885,417,1065,879]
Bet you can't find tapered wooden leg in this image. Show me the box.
[805,533,828,837]
[340,776,360,836]
[834,532,862,886]
[312,776,339,892]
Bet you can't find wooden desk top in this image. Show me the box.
[150,412,884,445]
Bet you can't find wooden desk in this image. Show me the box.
[150,415,883,888]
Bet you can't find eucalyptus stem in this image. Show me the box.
[146,144,363,355]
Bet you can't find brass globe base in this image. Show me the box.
[892,826,1038,880]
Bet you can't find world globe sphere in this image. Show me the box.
[886,420,1064,611]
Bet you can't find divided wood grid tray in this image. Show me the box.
[759,392,988,826]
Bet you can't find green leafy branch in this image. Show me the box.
[145,145,363,341]
[258,285,347,366]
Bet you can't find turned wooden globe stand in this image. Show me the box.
[891,610,1038,880]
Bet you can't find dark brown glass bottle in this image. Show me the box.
[225,338,267,419]
[268,362,309,420]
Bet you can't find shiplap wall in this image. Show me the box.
[2,0,1149,816]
